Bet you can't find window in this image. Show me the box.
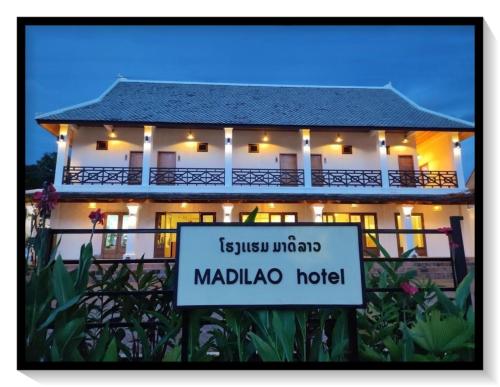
[197,143,208,152]
[154,212,216,258]
[96,140,108,150]
[342,145,353,155]
[248,144,260,153]
[322,212,378,255]
[240,212,297,223]
[395,213,427,256]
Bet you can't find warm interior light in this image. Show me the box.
[432,205,443,212]
[402,133,409,144]
[187,131,194,140]
[335,133,343,143]
[262,132,269,142]
[108,129,117,139]
[181,202,188,208]
[88,202,97,209]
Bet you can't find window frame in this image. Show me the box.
[322,212,379,256]
[394,212,428,256]
[239,212,298,223]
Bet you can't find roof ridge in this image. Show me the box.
[117,78,391,90]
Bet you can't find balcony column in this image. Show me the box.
[54,123,70,188]
[301,129,312,188]
[222,204,234,223]
[400,205,416,256]
[311,204,324,223]
[451,132,466,189]
[142,126,155,187]
[377,130,390,188]
[224,127,233,188]
[124,203,140,259]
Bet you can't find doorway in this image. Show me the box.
[311,154,323,186]
[128,151,143,185]
[279,153,298,186]
[101,213,129,259]
[154,212,216,258]
[398,155,416,187]
[157,151,177,185]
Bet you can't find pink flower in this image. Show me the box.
[33,183,59,218]
[437,227,452,236]
[400,281,418,296]
[89,209,105,226]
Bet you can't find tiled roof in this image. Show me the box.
[36,79,474,129]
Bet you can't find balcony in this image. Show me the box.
[312,169,382,187]
[149,168,225,186]
[388,170,458,188]
[232,169,304,186]
[63,166,142,185]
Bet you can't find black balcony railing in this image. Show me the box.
[149,168,225,185]
[388,170,458,188]
[312,169,382,187]
[63,166,142,185]
[232,168,304,186]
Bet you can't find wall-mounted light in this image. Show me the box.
[187,131,194,140]
[108,128,117,139]
[144,135,150,143]
[262,132,269,142]
[268,203,275,209]
[304,138,309,146]
[432,205,443,212]
[454,141,461,149]
[402,206,413,217]
[402,133,409,144]
[88,202,97,209]
[380,139,386,147]
[335,133,343,143]
[351,203,358,208]
[58,134,66,143]
[226,137,231,145]
[181,202,188,208]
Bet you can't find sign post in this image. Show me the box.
[175,223,365,362]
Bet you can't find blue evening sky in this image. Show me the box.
[25,25,475,178]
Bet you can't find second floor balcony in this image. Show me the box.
[55,126,466,193]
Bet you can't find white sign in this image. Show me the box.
[175,224,365,308]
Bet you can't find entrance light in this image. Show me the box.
[187,131,195,140]
[335,133,343,143]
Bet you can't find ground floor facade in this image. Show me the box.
[34,201,474,263]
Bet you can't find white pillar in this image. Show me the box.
[224,127,233,187]
[54,124,70,188]
[378,130,389,188]
[311,204,324,223]
[124,203,140,259]
[142,126,155,187]
[222,204,234,223]
[452,132,466,189]
[401,205,415,255]
[301,129,312,188]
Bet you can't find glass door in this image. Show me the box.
[101,213,129,259]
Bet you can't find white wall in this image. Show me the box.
[385,132,418,171]
[232,130,303,169]
[70,126,143,167]
[48,202,472,262]
[310,131,380,170]
[152,128,225,168]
